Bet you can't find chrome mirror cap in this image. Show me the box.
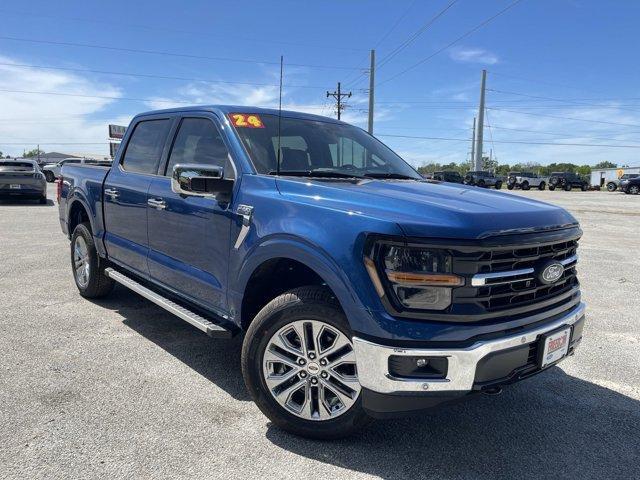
[171,163,225,198]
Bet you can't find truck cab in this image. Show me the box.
[58,106,586,439]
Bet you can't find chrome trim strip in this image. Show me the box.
[560,254,578,266]
[353,302,585,394]
[471,267,534,286]
[471,254,578,286]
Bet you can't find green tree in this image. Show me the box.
[593,161,617,169]
[24,148,45,158]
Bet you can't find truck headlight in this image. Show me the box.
[365,243,463,311]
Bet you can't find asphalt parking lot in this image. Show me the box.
[1,185,638,479]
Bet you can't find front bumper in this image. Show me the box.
[354,302,585,416]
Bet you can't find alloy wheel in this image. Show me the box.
[262,319,360,421]
[73,236,90,288]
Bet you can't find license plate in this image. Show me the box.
[9,184,21,189]
[539,327,571,368]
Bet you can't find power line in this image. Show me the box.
[487,107,640,128]
[0,61,328,90]
[0,35,361,70]
[377,0,525,87]
[375,0,460,71]
[377,133,640,148]
[488,88,640,112]
[0,8,367,52]
[489,125,640,142]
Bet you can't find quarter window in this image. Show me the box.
[121,119,171,175]
[166,118,234,179]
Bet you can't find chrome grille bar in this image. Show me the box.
[471,254,578,287]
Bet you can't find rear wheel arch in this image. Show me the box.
[68,200,92,235]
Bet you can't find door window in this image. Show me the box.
[165,118,234,179]
[121,119,171,174]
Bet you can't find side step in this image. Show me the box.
[104,268,232,338]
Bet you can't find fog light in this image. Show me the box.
[388,355,448,379]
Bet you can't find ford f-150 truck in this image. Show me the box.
[58,105,586,439]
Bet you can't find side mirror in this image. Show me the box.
[171,164,233,203]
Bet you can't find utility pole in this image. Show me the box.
[367,49,375,134]
[474,69,487,171]
[327,82,352,120]
[470,117,476,166]
[37,144,40,164]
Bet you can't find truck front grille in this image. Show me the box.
[448,236,581,321]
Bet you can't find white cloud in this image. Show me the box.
[0,55,128,158]
[449,47,499,65]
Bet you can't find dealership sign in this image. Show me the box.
[108,124,127,140]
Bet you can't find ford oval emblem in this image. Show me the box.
[539,261,564,284]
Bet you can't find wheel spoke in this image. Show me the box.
[263,348,300,370]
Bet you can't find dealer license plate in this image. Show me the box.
[539,327,571,368]
[9,184,21,189]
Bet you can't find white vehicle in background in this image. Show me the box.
[507,172,548,190]
[42,158,110,182]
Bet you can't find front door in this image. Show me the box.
[103,118,172,276]
[146,116,235,312]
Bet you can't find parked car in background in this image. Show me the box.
[57,105,586,439]
[42,158,111,182]
[507,172,548,190]
[432,170,463,184]
[463,171,502,189]
[607,173,640,192]
[620,176,640,194]
[548,172,589,191]
[0,159,47,204]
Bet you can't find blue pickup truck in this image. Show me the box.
[58,105,586,439]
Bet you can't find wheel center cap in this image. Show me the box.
[307,362,320,375]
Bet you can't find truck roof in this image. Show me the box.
[134,105,346,125]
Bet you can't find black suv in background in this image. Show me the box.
[463,171,502,189]
[432,170,463,184]
[620,176,640,194]
[548,172,589,191]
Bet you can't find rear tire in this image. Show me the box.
[630,185,640,195]
[44,171,55,183]
[607,182,617,192]
[70,222,115,298]
[564,184,572,191]
[494,181,502,189]
[241,286,372,439]
[39,195,47,204]
[538,182,546,190]
[507,184,514,190]
[581,184,588,191]
[549,185,556,191]
[521,181,530,190]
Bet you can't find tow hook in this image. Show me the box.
[482,386,503,396]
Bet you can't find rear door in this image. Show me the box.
[103,117,173,276]
[147,115,235,312]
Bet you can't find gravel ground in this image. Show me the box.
[0,185,638,480]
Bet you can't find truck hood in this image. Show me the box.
[276,178,578,239]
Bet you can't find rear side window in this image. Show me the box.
[121,119,171,174]
[165,118,234,179]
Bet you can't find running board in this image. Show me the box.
[104,268,232,338]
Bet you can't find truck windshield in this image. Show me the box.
[232,114,421,179]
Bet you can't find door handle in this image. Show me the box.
[104,188,119,199]
[147,198,167,210]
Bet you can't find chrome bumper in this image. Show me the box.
[353,302,586,394]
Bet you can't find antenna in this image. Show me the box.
[276,55,283,176]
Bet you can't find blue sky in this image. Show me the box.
[1,0,639,166]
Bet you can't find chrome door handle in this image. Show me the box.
[104,188,119,199]
[147,198,167,210]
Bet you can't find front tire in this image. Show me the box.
[44,171,55,183]
[70,222,115,298]
[607,182,617,192]
[630,185,640,195]
[581,184,588,191]
[521,181,530,190]
[241,286,372,439]
[549,185,556,191]
[538,182,546,190]
[494,181,502,189]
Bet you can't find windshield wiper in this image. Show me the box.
[269,169,363,179]
[363,172,418,180]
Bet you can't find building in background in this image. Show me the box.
[590,166,640,188]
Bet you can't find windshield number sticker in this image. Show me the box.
[229,113,265,128]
